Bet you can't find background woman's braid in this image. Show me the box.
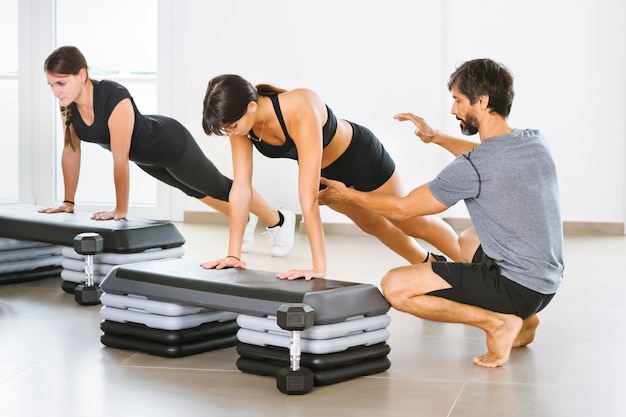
[61,104,76,151]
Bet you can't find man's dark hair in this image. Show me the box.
[447,58,514,117]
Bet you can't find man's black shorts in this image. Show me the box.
[429,246,555,319]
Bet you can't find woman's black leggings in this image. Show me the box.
[137,135,232,201]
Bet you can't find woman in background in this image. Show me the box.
[41,46,295,257]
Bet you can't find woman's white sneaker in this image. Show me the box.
[264,209,295,257]
[241,214,258,253]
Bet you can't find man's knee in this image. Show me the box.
[381,271,404,306]
[459,227,480,262]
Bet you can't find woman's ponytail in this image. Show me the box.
[60,104,76,151]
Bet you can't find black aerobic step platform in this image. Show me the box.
[100,258,391,325]
[0,204,185,253]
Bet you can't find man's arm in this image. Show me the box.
[318,178,449,221]
[429,131,479,157]
[394,113,478,157]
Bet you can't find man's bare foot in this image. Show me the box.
[512,314,540,348]
[473,313,523,368]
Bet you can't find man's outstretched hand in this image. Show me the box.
[318,177,350,205]
[394,112,437,143]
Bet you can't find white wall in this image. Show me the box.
[442,0,626,223]
[170,0,626,226]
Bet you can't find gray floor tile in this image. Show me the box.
[1,222,624,417]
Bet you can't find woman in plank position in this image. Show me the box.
[201,74,461,280]
[41,46,295,256]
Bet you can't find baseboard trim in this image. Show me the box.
[444,217,625,235]
[184,211,229,225]
[562,221,625,235]
[183,212,625,236]
[184,210,303,230]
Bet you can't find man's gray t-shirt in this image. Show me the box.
[428,128,564,294]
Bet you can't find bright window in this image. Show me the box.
[0,0,18,202]
[54,0,158,206]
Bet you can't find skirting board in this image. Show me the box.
[184,211,303,230]
[444,218,625,236]
[184,211,625,236]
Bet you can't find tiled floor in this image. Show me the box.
[1,221,625,417]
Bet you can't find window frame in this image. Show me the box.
[13,0,179,220]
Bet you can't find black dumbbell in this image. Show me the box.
[73,232,104,305]
[276,303,315,395]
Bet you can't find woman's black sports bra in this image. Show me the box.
[249,94,338,160]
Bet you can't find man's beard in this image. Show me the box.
[458,115,479,136]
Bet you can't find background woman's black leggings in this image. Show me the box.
[137,136,232,202]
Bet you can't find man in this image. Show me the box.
[318,58,564,367]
